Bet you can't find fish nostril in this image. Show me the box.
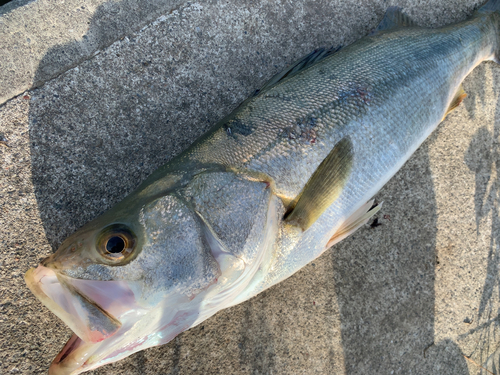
[41,254,56,266]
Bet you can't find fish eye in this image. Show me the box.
[106,236,125,253]
[97,224,136,261]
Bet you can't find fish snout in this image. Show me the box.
[25,265,122,344]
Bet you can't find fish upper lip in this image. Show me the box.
[24,265,125,374]
[25,264,151,374]
[25,265,122,344]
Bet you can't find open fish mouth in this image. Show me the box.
[24,265,146,375]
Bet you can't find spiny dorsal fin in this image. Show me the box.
[370,6,418,35]
[256,45,342,95]
[285,137,353,231]
[326,200,382,248]
[444,84,467,120]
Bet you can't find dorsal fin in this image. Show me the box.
[255,45,342,95]
[478,0,500,14]
[285,137,353,231]
[370,6,418,35]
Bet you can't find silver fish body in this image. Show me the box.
[25,3,500,374]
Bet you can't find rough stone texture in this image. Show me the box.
[0,0,186,105]
[1,0,499,374]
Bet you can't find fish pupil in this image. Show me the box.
[106,236,125,253]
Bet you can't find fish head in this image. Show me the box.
[25,170,282,374]
[25,189,225,374]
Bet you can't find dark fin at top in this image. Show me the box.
[285,137,354,231]
[478,0,500,13]
[370,6,418,36]
[255,45,342,96]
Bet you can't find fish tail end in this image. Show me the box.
[478,0,500,13]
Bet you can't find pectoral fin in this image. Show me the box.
[285,137,353,231]
[326,200,382,248]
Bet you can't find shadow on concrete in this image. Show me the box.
[28,0,206,250]
[464,65,500,370]
[331,140,468,374]
[14,0,185,91]
[238,294,276,374]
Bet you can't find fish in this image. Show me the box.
[24,1,500,374]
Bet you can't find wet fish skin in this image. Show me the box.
[24,2,500,374]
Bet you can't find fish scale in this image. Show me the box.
[184,19,495,207]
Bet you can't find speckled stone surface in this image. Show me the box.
[0,0,186,105]
[1,0,499,374]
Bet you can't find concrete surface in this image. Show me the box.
[0,0,187,105]
[0,0,499,374]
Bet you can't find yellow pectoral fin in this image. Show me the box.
[285,137,353,231]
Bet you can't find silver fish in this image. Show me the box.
[25,2,500,374]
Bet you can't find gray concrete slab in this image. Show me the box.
[0,0,186,105]
[1,0,499,374]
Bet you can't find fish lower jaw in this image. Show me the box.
[48,335,97,375]
[24,265,149,374]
